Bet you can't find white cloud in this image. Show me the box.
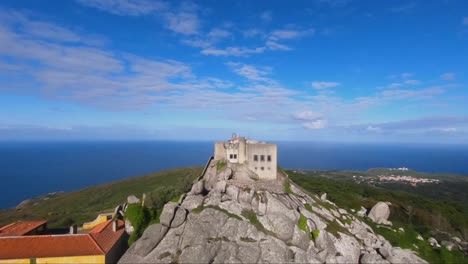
[404,79,421,85]
[366,126,382,132]
[207,28,231,39]
[441,72,455,80]
[293,111,322,121]
[388,82,402,88]
[440,127,457,132]
[165,11,199,35]
[269,28,314,41]
[311,81,340,89]
[265,40,291,51]
[303,119,327,129]
[260,11,272,22]
[226,62,272,82]
[201,46,266,56]
[243,28,263,38]
[76,0,167,16]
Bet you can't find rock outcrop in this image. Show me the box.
[119,161,427,264]
[368,201,392,225]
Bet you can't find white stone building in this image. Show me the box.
[214,134,277,180]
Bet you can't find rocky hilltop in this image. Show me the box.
[119,160,427,263]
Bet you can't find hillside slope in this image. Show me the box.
[0,167,202,227]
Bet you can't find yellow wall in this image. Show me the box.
[0,259,29,264]
[82,214,111,230]
[0,255,105,264]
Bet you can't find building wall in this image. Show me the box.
[0,255,105,264]
[105,232,129,264]
[214,142,226,160]
[245,143,277,180]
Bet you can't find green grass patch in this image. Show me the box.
[298,214,312,240]
[170,195,182,203]
[312,229,320,241]
[216,161,227,172]
[284,180,293,195]
[325,220,348,238]
[192,205,204,214]
[241,209,275,236]
[125,204,151,246]
[304,203,313,212]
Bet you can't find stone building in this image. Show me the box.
[214,134,277,180]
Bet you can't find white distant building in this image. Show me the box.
[214,134,278,180]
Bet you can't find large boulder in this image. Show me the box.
[190,180,205,195]
[159,202,178,227]
[368,202,391,225]
[133,224,168,257]
[127,195,140,204]
[360,253,390,264]
[181,194,204,211]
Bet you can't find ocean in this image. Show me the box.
[1,141,467,209]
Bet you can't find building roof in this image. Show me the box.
[0,219,125,260]
[0,220,47,237]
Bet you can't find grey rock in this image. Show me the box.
[360,253,390,264]
[181,195,204,211]
[213,180,227,193]
[171,207,187,228]
[428,237,440,248]
[259,212,296,242]
[190,180,204,195]
[320,193,327,201]
[225,185,239,202]
[441,240,456,251]
[259,237,289,263]
[357,206,367,217]
[159,202,178,227]
[219,167,233,181]
[125,218,134,235]
[127,195,140,204]
[290,225,310,251]
[289,246,308,263]
[331,232,361,263]
[385,247,427,264]
[368,202,391,224]
[133,224,168,257]
[315,230,336,254]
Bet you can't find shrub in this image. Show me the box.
[217,161,226,171]
[125,204,150,245]
[312,229,320,241]
[298,214,311,239]
[284,180,293,194]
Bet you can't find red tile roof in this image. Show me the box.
[0,221,47,237]
[0,219,125,260]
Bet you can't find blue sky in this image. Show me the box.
[0,0,467,142]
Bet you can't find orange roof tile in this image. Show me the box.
[0,235,104,259]
[90,219,126,252]
[0,219,125,260]
[0,221,47,237]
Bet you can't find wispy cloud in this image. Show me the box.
[441,72,455,80]
[260,11,272,23]
[389,2,417,13]
[463,17,468,25]
[76,0,167,16]
[165,11,199,35]
[311,81,340,89]
[201,46,266,57]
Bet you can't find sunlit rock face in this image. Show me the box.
[119,158,427,264]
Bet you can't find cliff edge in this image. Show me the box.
[119,160,427,263]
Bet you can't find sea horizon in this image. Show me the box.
[1,140,468,209]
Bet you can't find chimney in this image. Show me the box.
[112,219,118,232]
[69,224,77,234]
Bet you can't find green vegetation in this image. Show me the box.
[170,194,182,203]
[0,167,202,228]
[304,203,313,212]
[298,214,311,239]
[312,229,320,241]
[216,161,226,172]
[241,209,273,236]
[288,170,468,263]
[325,220,348,238]
[125,204,151,245]
[284,180,293,194]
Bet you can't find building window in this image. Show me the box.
[254,155,258,161]
[261,155,265,161]
[234,154,237,159]
[261,167,264,170]
[229,154,233,159]
[267,155,271,162]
